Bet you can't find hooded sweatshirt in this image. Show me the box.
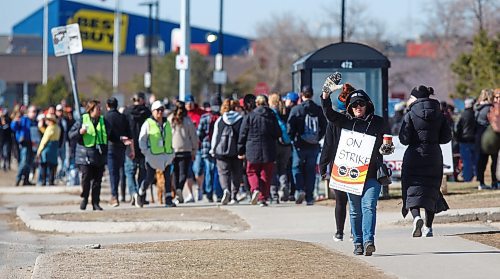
[124,104,152,159]
[210,110,243,157]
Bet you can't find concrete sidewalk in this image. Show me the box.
[24,202,500,279]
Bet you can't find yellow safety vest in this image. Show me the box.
[82,114,107,147]
[147,118,173,155]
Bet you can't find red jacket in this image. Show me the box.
[187,107,205,128]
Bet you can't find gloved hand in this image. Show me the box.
[322,72,343,96]
[379,143,395,155]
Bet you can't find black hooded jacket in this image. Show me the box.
[288,99,327,148]
[399,98,452,213]
[123,104,152,159]
[321,90,387,180]
[238,106,280,163]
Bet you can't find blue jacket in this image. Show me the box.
[10,116,35,144]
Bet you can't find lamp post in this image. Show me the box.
[341,0,345,42]
[112,0,121,94]
[139,1,158,94]
[216,0,224,96]
[42,0,48,85]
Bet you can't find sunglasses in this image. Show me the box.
[154,108,164,112]
[351,101,366,108]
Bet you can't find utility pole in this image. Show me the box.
[112,0,121,94]
[216,0,224,97]
[179,0,191,101]
[341,0,345,42]
[42,0,48,84]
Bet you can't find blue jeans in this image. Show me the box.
[203,157,222,199]
[125,156,146,196]
[108,146,126,198]
[16,144,33,183]
[459,143,476,182]
[347,178,381,245]
[190,150,204,178]
[292,145,319,202]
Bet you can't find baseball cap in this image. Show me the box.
[151,100,164,111]
[185,95,195,103]
[284,92,299,103]
[56,104,63,111]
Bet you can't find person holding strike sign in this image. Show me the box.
[321,74,393,256]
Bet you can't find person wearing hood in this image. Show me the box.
[123,92,151,207]
[399,85,452,238]
[138,100,176,207]
[288,85,327,205]
[321,85,392,256]
[211,99,243,205]
[36,113,60,186]
[238,95,280,206]
[319,83,355,242]
[475,89,497,190]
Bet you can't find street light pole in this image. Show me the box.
[147,2,153,94]
[179,0,191,102]
[216,0,224,96]
[42,0,48,85]
[112,0,121,94]
[341,0,345,42]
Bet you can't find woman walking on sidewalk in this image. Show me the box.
[399,86,452,237]
[36,114,60,186]
[321,86,393,256]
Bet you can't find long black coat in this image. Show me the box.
[399,98,452,214]
[238,106,280,164]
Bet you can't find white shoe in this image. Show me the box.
[175,189,184,203]
[423,226,433,237]
[138,187,146,196]
[229,199,239,205]
[133,193,141,208]
[251,190,260,205]
[478,184,491,190]
[221,189,230,205]
[185,194,195,203]
[412,216,423,237]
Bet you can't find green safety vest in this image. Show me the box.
[82,114,107,148]
[147,118,173,155]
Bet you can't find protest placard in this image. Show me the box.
[329,129,376,195]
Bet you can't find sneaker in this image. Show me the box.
[423,226,433,237]
[138,186,146,196]
[478,184,491,190]
[136,194,144,208]
[288,195,296,202]
[280,195,289,202]
[175,189,184,203]
[133,193,141,208]
[164,196,176,207]
[80,199,88,210]
[306,200,314,206]
[353,243,364,255]
[333,232,344,242]
[349,234,354,242]
[251,190,260,205]
[216,197,222,203]
[259,201,268,207]
[92,203,103,211]
[364,241,376,256]
[185,194,195,203]
[221,189,231,205]
[229,199,239,205]
[412,216,424,237]
[295,191,306,204]
[109,196,119,207]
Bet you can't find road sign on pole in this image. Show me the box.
[51,23,83,119]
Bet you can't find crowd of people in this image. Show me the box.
[1,82,499,257]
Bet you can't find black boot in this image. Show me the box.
[80,199,88,210]
[92,202,103,211]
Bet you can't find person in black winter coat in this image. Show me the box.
[399,85,452,238]
[475,89,497,189]
[288,85,327,205]
[238,95,280,206]
[123,93,151,206]
[455,98,477,182]
[69,100,111,211]
[319,83,355,242]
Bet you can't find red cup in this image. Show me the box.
[383,134,392,145]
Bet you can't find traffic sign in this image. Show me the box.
[213,70,227,84]
[176,54,189,70]
[51,23,83,57]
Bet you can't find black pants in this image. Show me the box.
[80,165,105,203]
[173,152,191,190]
[142,163,171,197]
[411,207,435,228]
[334,189,348,234]
[476,151,498,185]
[40,162,56,185]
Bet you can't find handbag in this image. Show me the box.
[377,162,392,186]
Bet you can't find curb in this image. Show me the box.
[0,186,81,195]
[16,206,240,234]
[393,208,500,225]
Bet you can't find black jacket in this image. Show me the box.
[238,106,280,163]
[104,108,131,149]
[288,99,327,148]
[123,104,151,159]
[68,114,110,167]
[321,93,387,180]
[319,121,342,178]
[455,108,476,143]
[399,98,452,213]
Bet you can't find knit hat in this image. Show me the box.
[411,85,434,99]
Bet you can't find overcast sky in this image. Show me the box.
[2,0,430,40]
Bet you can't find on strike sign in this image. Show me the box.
[329,129,376,195]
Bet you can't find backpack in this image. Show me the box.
[271,109,291,145]
[300,113,320,144]
[206,113,219,141]
[214,121,238,157]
